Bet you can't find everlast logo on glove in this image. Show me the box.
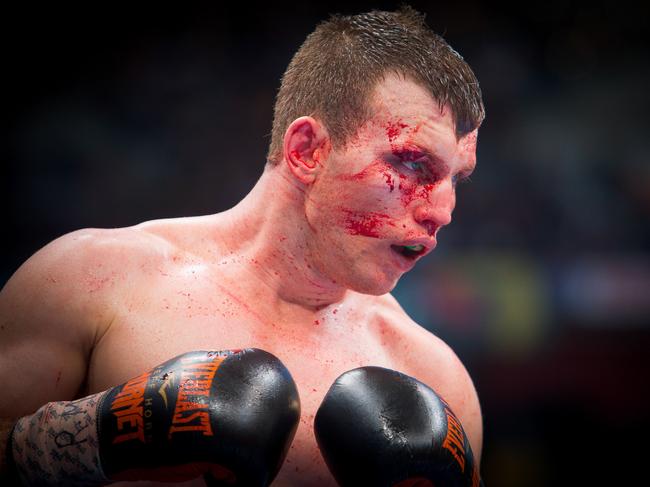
[441,403,467,472]
[109,371,152,444]
[168,356,224,437]
[103,353,226,449]
[91,349,300,484]
[9,349,299,485]
[440,398,481,487]
[96,350,233,478]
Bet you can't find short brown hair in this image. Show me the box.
[267,6,485,163]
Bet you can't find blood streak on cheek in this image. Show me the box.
[398,174,436,207]
[338,159,388,182]
[341,209,396,238]
[419,183,435,200]
[382,169,395,192]
[397,173,417,206]
[338,159,396,194]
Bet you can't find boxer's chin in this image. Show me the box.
[342,265,402,296]
[354,280,399,296]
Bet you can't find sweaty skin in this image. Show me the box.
[0,74,481,487]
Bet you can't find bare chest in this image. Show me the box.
[87,276,401,486]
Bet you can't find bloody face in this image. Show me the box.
[304,75,477,295]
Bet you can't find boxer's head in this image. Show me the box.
[269,8,484,295]
[267,6,484,164]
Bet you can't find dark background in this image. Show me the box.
[3,2,649,485]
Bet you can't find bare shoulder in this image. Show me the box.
[370,293,484,461]
[0,223,183,413]
[1,214,225,341]
[38,214,218,272]
[1,224,178,343]
[10,224,173,290]
[0,221,187,349]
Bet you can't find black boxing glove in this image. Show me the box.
[9,348,300,486]
[314,366,482,487]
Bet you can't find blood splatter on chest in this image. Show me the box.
[90,280,390,486]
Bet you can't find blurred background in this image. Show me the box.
[3,1,648,485]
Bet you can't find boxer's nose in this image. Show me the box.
[413,178,455,235]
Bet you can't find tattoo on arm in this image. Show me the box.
[10,392,109,486]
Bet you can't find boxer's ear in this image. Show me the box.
[283,116,331,184]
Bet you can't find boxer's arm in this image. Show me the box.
[401,333,484,466]
[382,294,484,464]
[0,231,110,475]
[417,336,484,465]
[7,349,300,486]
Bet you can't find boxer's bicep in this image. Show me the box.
[0,233,102,416]
[407,327,484,465]
[380,295,485,463]
[437,347,484,465]
[0,333,88,416]
[460,369,483,465]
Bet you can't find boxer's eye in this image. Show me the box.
[385,149,445,183]
[402,160,425,172]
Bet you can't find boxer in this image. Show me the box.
[1,7,485,486]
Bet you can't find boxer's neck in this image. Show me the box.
[218,164,348,313]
